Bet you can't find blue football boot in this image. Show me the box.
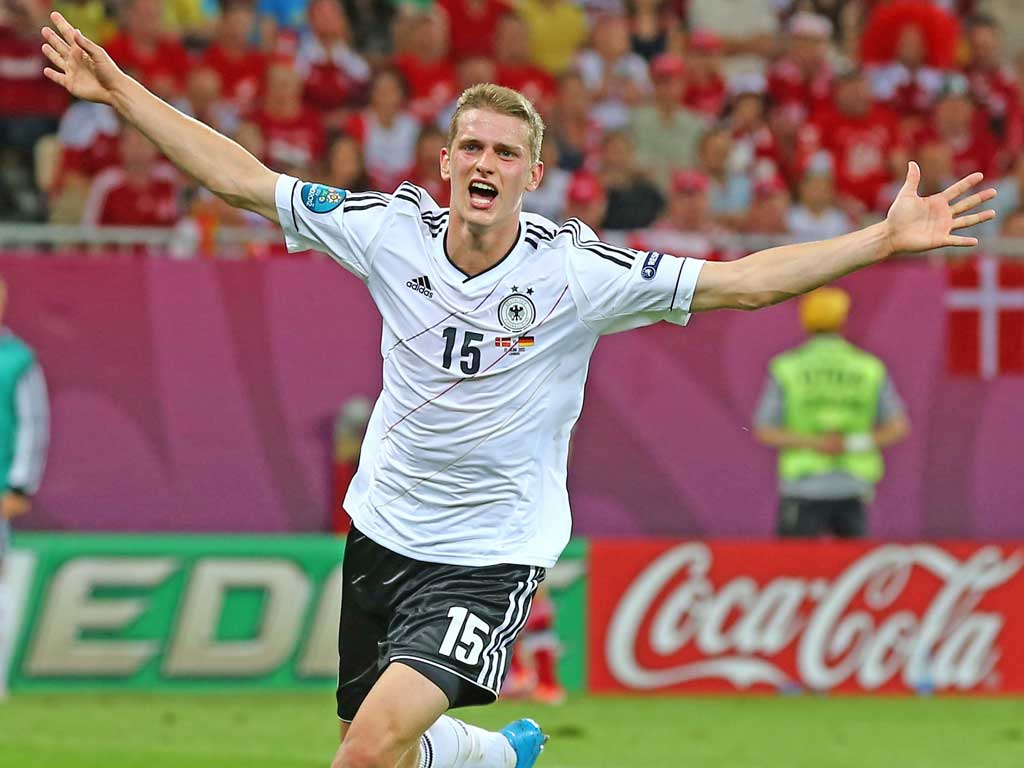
[500,718,548,768]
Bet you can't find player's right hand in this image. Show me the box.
[40,11,125,106]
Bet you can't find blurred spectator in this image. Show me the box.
[323,133,371,192]
[876,138,955,214]
[437,0,511,62]
[341,0,395,64]
[257,0,310,50]
[963,13,1022,166]
[162,0,218,47]
[787,156,851,240]
[437,56,498,136]
[724,75,781,179]
[494,13,558,116]
[577,11,652,130]
[564,170,607,230]
[408,126,450,205]
[503,586,565,705]
[549,72,603,172]
[686,0,779,79]
[1000,207,1024,238]
[345,68,420,191]
[629,53,705,192]
[768,13,835,125]
[516,0,589,76]
[799,69,903,215]
[296,0,371,122]
[860,0,959,71]
[985,153,1024,238]
[105,0,191,99]
[523,140,571,222]
[394,9,459,123]
[697,126,752,227]
[682,30,727,118]
[200,0,267,117]
[49,101,121,223]
[81,126,182,227]
[979,0,1024,59]
[779,0,862,57]
[917,76,998,180]
[627,0,683,62]
[745,175,791,235]
[244,56,327,177]
[174,66,236,135]
[866,21,945,140]
[645,170,726,259]
[52,0,117,43]
[597,131,663,230]
[0,0,70,221]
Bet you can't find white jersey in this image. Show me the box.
[276,176,705,567]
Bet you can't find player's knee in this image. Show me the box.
[332,731,403,768]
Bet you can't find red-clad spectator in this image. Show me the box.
[767,13,834,124]
[200,0,266,114]
[963,13,1023,168]
[682,30,727,118]
[644,170,726,260]
[494,13,557,116]
[245,57,327,177]
[345,68,420,191]
[867,22,945,138]
[394,9,459,123]
[54,102,122,187]
[436,0,510,62]
[408,126,450,206]
[799,69,904,212]
[296,0,371,120]
[860,0,960,71]
[915,76,998,180]
[175,66,237,135]
[549,72,604,172]
[82,126,181,227]
[745,175,791,235]
[563,171,607,231]
[874,137,955,212]
[105,0,190,99]
[323,133,371,192]
[725,74,781,179]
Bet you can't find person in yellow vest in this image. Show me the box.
[754,287,909,537]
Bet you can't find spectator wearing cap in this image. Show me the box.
[577,11,653,131]
[523,139,571,223]
[81,125,182,228]
[641,170,725,260]
[787,154,851,241]
[629,53,705,192]
[686,0,779,79]
[916,75,998,179]
[597,131,664,230]
[628,0,683,62]
[696,126,752,228]
[768,13,835,125]
[345,68,420,191]
[745,175,791,236]
[964,14,1022,163]
[104,0,191,99]
[798,68,904,215]
[200,0,267,117]
[295,0,370,124]
[516,0,589,76]
[563,171,607,230]
[243,56,327,178]
[682,30,727,118]
[494,13,558,115]
[394,9,459,123]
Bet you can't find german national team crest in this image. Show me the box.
[498,288,536,333]
[301,183,346,213]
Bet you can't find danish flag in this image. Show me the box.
[946,254,1024,378]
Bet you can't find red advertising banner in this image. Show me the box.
[589,540,1024,694]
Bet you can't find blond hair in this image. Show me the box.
[447,83,545,164]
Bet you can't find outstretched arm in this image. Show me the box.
[691,162,997,312]
[40,12,278,222]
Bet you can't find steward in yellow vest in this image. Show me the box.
[754,287,909,537]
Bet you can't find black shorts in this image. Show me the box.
[337,526,545,722]
[777,496,866,538]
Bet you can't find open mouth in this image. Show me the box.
[469,181,498,209]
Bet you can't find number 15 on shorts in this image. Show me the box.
[439,606,490,666]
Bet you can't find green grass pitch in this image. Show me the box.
[2,692,1023,768]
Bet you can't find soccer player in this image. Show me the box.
[39,12,996,768]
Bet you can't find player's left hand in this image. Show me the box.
[885,162,997,254]
[1,492,30,520]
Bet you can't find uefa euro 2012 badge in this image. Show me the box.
[498,285,536,333]
[301,183,346,213]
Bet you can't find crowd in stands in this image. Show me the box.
[3,0,1024,258]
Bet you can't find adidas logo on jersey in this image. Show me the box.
[406,275,434,298]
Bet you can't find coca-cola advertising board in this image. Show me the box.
[589,541,1024,694]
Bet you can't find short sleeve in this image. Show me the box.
[563,220,705,335]
[875,373,907,425]
[275,174,390,282]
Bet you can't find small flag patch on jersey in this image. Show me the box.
[495,336,535,354]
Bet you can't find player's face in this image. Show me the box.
[441,108,543,230]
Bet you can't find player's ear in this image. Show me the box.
[526,160,544,193]
[440,146,451,182]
